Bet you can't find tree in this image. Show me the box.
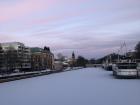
[89,58,96,64]
[0,44,5,74]
[96,53,123,64]
[5,46,18,73]
[135,41,140,59]
[57,53,65,61]
[76,56,88,67]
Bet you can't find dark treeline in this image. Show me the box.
[76,56,88,67]
[135,41,140,59]
[76,41,140,66]
[94,41,140,64]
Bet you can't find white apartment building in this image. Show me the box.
[0,42,31,71]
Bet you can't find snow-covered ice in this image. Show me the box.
[0,68,140,105]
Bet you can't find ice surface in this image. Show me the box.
[0,68,140,105]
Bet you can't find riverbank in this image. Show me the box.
[0,67,83,83]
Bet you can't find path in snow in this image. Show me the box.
[0,68,140,105]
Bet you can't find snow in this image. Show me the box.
[0,68,140,105]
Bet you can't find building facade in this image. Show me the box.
[0,42,31,72]
[31,52,47,70]
[0,42,54,73]
[31,47,54,70]
[43,50,54,70]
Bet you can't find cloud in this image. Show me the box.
[0,34,17,42]
[0,0,140,58]
[0,30,139,58]
[0,0,56,23]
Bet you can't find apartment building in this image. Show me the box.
[0,42,31,72]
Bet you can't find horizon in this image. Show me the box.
[0,0,140,59]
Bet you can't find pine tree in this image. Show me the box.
[135,41,140,59]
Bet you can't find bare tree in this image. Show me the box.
[57,53,65,61]
[5,46,18,73]
[0,44,5,74]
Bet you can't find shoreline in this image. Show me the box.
[0,67,83,83]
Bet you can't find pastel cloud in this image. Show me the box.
[0,0,140,58]
[0,0,57,22]
[0,34,16,41]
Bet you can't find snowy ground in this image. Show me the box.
[0,67,140,105]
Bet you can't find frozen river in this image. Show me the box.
[0,68,140,105]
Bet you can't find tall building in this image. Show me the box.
[0,42,31,72]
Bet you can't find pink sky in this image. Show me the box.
[0,0,140,58]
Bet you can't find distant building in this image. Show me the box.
[72,51,75,60]
[69,52,76,67]
[31,52,47,70]
[0,42,31,72]
[43,47,54,70]
[31,46,54,70]
[54,60,63,71]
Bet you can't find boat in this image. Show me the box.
[105,63,113,71]
[137,62,140,78]
[113,60,138,78]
